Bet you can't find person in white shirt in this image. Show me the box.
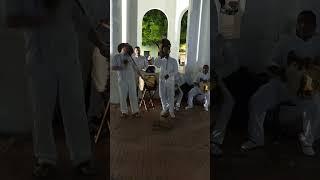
[10,0,108,177]
[211,33,238,156]
[132,46,147,98]
[112,43,140,118]
[185,65,210,111]
[87,20,109,133]
[155,39,179,118]
[241,11,320,156]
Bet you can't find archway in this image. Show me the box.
[141,9,168,58]
[179,10,188,66]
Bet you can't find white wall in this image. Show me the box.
[137,0,189,60]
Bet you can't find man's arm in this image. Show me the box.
[168,59,179,77]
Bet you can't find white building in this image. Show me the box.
[110,0,211,103]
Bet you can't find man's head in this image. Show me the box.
[134,47,141,56]
[203,65,209,74]
[147,56,153,65]
[296,10,317,40]
[158,38,171,58]
[118,43,133,55]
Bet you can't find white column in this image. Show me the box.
[167,12,179,60]
[197,0,210,68]
[127,0,138,46]
[110,0,122,104]
[185,0,201,84]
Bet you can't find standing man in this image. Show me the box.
[112,43,140,118]
[155,39,179,118]
[132,46,147,98]
[5,0,108,177]
[185,65,211,111]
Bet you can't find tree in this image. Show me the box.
[180,11,188,46]
[142,10,168,46]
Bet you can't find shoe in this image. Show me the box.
[32,162,56,178]
[204,107,209,112]
[185,106,193,110]
[211,143,223,156]
[132,112,141,118]
[76,160,97,176]
[299,135,316,156]
[120,113,129,118]
[160,110,168,117]
[240,140,263,152]
[169,112,175,118]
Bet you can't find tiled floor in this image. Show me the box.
[110,104,210,180]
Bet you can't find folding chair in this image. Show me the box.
[94,89,110,144]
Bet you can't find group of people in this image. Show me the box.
[111,39,211,120]
[212,10,320,157]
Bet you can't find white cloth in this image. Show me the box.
[24,0,93,166]
[155,56,179,112]
[187,72,210,108]
[248,35,320,146]
[91,47,108,92]
[112,53,139,114]
[175,85,183,107]
[132,55,147,71]
[214,35,239,79]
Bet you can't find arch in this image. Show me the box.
[179,10,188,66]
[141,9,169,56]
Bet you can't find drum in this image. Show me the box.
[144,75,157,90]
[299,65,320,97]
[199,81,210,93]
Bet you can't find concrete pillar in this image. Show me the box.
[127,0,138,47]
[185,0,201,83]
[197,0,210,68]
[110,0,122,104]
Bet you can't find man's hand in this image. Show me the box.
[123,59,129,65]
[164,74,169,79]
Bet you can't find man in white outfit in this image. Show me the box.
[241,11,320,156]
[185,65,210,111]
[211,34,238,156]
[112,43,140,118]
[5,0,108,177]
[155,39,179,118]
[132,46,147,98]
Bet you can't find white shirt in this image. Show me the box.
[214,37,239,79]
[194,72,210,84]
[91,47,108,92]
[269,35,320,68]
[112,53,137,82]
[154,56,179,82]
[132,55,147,71]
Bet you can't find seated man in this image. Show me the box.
[241,10,320,156]
[185,65,210,111]
[174,73,185,111]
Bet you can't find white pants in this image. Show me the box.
[26,27,92,166]
[159,80,175,112]
[187,86,210,108]
[118,80,139,114]
[248,78,320,146]
[175,89,183,107]
[212,82,235,145]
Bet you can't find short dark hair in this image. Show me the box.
[117,43,127,53]
[298,10,317,25]
[134,46,140,50]
[203,64,209,68]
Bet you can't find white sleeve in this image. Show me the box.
[169,59,179,77]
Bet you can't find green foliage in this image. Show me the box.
[180,11,188,45]
[142,10,168,46]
